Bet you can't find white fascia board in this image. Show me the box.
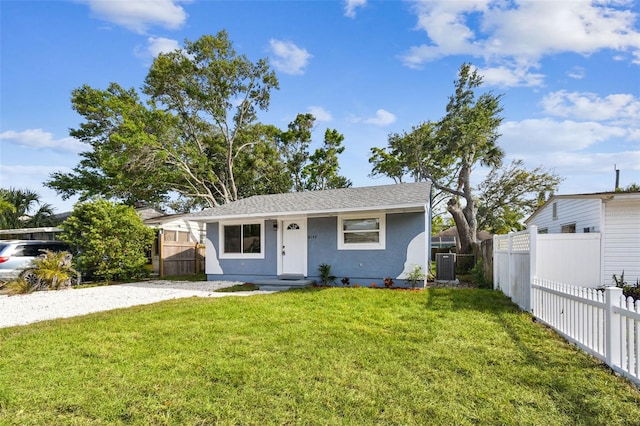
[191,203,428,222]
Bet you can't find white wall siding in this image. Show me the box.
[603,200,640,285]
[529,199,601,233]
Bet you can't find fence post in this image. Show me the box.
[527,226,537,312]
[605,286,623,367]
[493,235,499,290]
[510,232,515,300]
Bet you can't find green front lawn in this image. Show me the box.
[1,288,639,425]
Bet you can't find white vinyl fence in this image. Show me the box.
[495,227,640,387]
[531,278,640,388]
[494,226,601,311]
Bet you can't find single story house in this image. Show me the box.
[189,182,432,289]
[525,191,640,285]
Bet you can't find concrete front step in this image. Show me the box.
[254,278,315,291]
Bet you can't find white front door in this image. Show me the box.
[281,219,307,276]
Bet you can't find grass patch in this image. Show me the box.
[1,288,639,425]
[214,283,257,292]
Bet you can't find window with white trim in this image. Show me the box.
[338,213,386,250]
[219,221,264,259]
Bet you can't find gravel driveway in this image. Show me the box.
[0,281,275,328]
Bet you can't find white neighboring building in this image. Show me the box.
[525,191,640,285]
[139,208,206,277]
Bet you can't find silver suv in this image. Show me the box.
[0,240,70,282]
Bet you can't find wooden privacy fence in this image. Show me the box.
[531,278,640,388]
[157,230,205,277]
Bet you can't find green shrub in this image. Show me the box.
[6,276,33,295]
[613,271,640,301]
[6,250,79,294]
[318,263,336,286]
[471,261,491,289]
[406,265,425,288]
[60,199,155,282]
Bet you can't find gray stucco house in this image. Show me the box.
[190,182,432,288]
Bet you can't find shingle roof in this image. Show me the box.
[189,182,431,220]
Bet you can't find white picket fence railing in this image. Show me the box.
[531,278,640,388]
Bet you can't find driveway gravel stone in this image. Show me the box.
[0,280,275,328]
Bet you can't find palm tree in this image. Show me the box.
[0,188,58,229]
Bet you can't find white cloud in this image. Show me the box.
[308,106,333,122]
[364,109,397,126]
[79,0,188,34]
[475,63,545,88]
[269,39,312,75]
[344,0,367,18]
[567,66,586,80]
[146,37,180,56]
[499,118,640,193]
[401,1,640,87]
[541,90,640,125]
[500,118,631,154]
[134,36,180,60]
[0,129,85,154]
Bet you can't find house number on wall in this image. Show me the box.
[308,234,318,239]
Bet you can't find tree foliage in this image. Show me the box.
[47,31,351,209]
[618,182,640,192]
[0,188,58,229]
[277,114,351,192]
[142,31,280,206]
[279,113,314,192]
[370,63,560,253]
[302,129,352,190]
[47,84,172,206]
[59,199,155,282]
[47,31,285,209]
[476,160,562,234]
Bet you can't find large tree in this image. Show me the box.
[370,63,559,254]
[142,31,280,206]
[437,63,504,254]
[47,31,285,209]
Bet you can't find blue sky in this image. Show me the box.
[1,0,639,213]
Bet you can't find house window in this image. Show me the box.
[561,223,576,233]
[338,213,386,250]
[552,202,558,220]
[220,222,264,259]
[538,228,548,234]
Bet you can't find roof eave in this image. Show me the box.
[190,202,429,222]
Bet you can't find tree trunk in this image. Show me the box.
[447,197,477,255]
